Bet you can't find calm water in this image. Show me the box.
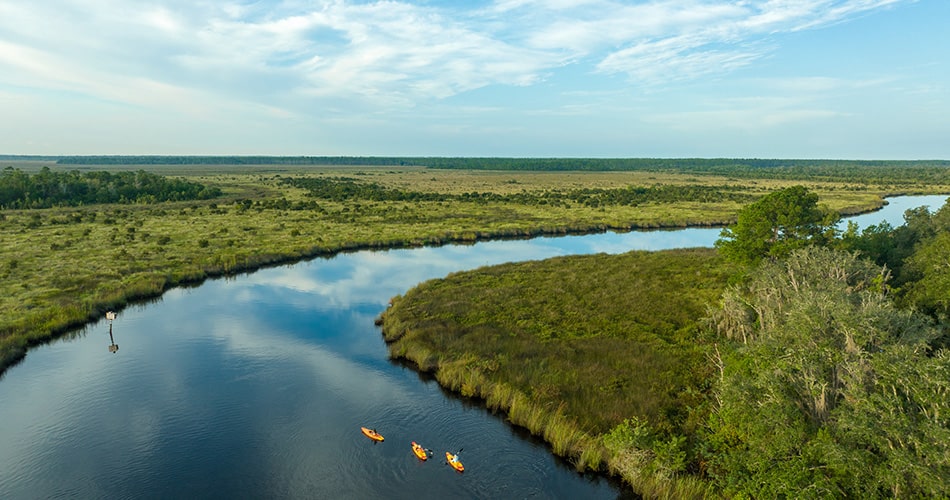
[0,195,945,499]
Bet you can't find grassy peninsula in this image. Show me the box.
[379,185,950,498]
[380,248,740,495]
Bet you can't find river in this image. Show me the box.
[0,195,945,499]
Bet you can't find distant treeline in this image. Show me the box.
[56,155,415,166]
[0,155,62,161]
[282,176,754,207]
[0,167,221,209]
[54,156,950,183]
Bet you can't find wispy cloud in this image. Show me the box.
[0,0,916,119]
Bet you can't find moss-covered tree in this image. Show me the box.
[705,247,948,497]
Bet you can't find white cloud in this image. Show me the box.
[587,0,910,84]
[0,0,932,156]
[0,0,914,112]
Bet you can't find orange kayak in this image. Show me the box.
[446,452,464,472]
[361,427,384,442]
[411,442,428,460]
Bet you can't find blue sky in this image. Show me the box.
[0,0,946,159]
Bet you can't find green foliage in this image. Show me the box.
[716,185,839,264]
[0,166,221,209]
[602,417,689,481]
[902,232,950,316]
[897,200,950,321]
[706,246,947,497]
[283,175,753,207]
[603,417,654,452]
[838,196,950,328]
[840,204,942,288]
[826,346,950,497]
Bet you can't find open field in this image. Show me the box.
[2,160,949,374]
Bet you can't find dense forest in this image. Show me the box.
[52,155,950,170]
[0,167,221,209]
[642,190,950,496]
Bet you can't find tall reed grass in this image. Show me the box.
[379,248,741,496]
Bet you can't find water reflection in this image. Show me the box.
[103,311,119,354]
[242,228,725,315]
[837,194,948,230]
[108,323,119,354]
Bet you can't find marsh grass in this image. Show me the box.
[380,248,742,496]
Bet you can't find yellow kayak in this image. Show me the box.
[411,441,428,460]
[446,452,464,472]
[361,427,384,442]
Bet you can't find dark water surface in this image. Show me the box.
[0,195,944,499]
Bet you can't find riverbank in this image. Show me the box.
[378,248,741,497]
[1,163,943,377]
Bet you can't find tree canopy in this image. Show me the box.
[0,167,221,209]
[706,247,948,498]
[896,199,950,320]
[715,185,839,264]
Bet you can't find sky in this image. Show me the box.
[0,0,947,159]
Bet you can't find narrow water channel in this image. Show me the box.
[0,195,944,499]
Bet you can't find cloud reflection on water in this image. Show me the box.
[241,228,723,311]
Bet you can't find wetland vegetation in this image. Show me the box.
[381,184,950,498]
[2,156,949,497]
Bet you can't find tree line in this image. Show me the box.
[282,176,754,207]
[0,167,221,209]
[52,155,950,184]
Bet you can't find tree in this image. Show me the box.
[715,185,839,264]
[898,199,950,323]
[705,247,947,497]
